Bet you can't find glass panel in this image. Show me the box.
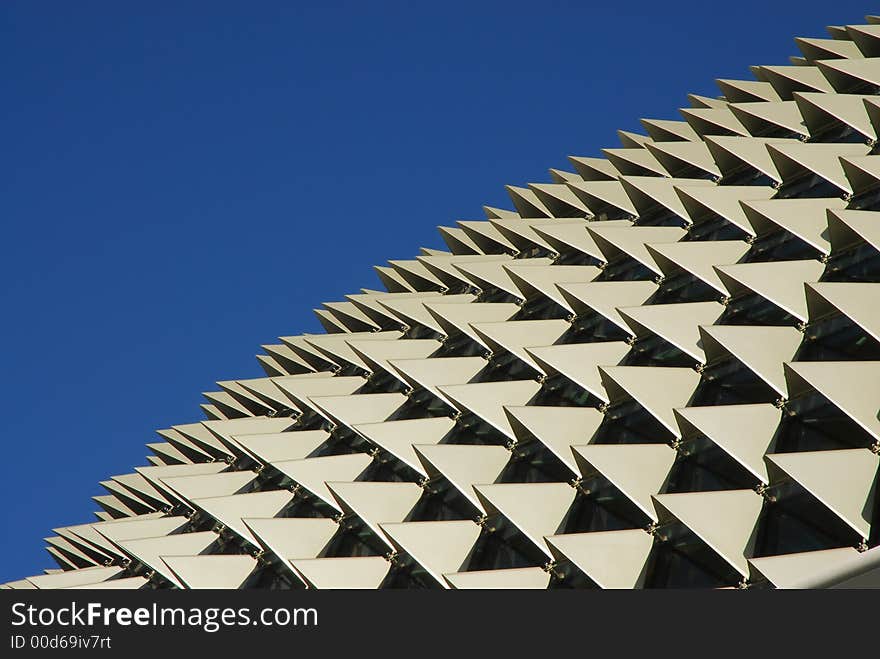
[643,534,736,588]
[719,291,799,327]
[796,313,880,361]
[321,519,386,558]
[621,334,698,368]
[553,250,602,267]
[632,207,689,227]
[472,352,542,382]
[594,257,656,282]
[379,560,437,589]
[498,440,572,483]
[559,312,630,344]
[718,170,775,188]
[775,172,846,200]
[689,356,779,406]
[743,227,823,263]
[665,438,760,492]
[821,241,880,283]
[649,271,721,304]
[529,373,604,408]
[772,390,874,452]
[561,487,649,533]
[513,295,569,321]
[407,479,480,522]
[462,524,543,571]
[591,400,676,445]
[752,483,859,557]
[441,413,509,446]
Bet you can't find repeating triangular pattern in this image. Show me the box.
[8,15,880,590]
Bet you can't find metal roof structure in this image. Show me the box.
[6,15,880,590]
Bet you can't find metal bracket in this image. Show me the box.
[569,477,590,496]
[754,483,774,502]
[542,560,563,580]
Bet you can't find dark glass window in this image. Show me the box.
[529,373,604,408]
[821,241,880,283]
[463,523,544,571]
[561,487,649,533]
[594,257,656,282]
[310,426,366,457]
[357,454,420,483]
[809,122,866,145]
[548,562,597,589]
[689,357,780,407]
[407,477,480,521]
[665,437,760,492]
[643,531,737,588]
[772,390,875,453]
[390,389,455,421]
[475,287,520,304]
[649,271,722,304]
[553,249,603,266]
[621,334,698,368]
[279,493,336,519]
[684,215,752,242]
[753,482,861,557]
[559,312,630,344]
[498,440,572,483]
[718,169,776,188]
[848,186,880,211]
[796,313,880,361]
[515,244,556,260]
[513,295,569,321]
[379,560,437,589]
[743,228,824,263]
[358,370,411,395]
[632,207,689,228]
[243,566,298,590]
[775,173,846,200]
[442,412,510,446]
[322,519,387,558]
[719,291,800,327]
[472,352,542,383]
[591,400,676,445]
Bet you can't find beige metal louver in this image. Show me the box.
[8,13,880,592]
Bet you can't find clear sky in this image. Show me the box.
[0,1,870,582]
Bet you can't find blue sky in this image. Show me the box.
[0,1,870,582]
